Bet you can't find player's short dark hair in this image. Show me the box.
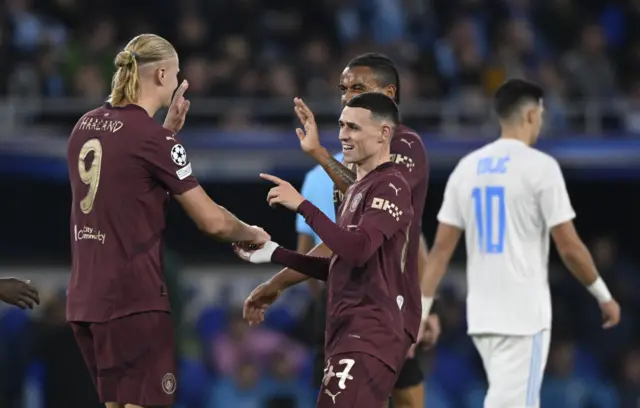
[494,78,544,120]
[347,53,401,104]
[346,92,400,126]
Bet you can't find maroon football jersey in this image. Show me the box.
[333,125,428,342]
[326,163,413,371]
[66,104,199,322]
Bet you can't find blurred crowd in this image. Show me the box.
[1,0,640,132]
[1,235,639,408]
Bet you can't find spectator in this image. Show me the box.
[207,360,264,408]
[563,23,617,100]
[618,349,640,407]
[211,309,308,377]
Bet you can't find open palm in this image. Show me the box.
[293,97,321,154]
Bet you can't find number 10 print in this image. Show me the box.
[472,186,506,254]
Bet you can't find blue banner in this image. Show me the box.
[0,130,639,181]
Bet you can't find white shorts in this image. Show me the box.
[472,330,550,408]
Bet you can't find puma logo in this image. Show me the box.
[166,135,177,141]
[389,183,401,196]
[400,138,414,148]
[324,389,342,404]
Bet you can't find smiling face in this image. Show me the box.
[338,106,393,164]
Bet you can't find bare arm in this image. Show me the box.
[551,221,601,287]
[309,147,355,193]
[550,220,620,328]
[421,223,462,312]
[174,186,263,242]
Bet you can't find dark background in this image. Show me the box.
[1,177,637,264]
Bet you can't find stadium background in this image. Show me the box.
[1,0,640,407]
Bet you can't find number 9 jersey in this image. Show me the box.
[66,104,199,323]
[437,139,575,336]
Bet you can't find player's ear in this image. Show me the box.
[384,85,396,101]
[380,124,392,143]
[525,107,537,126]
[159,68,166,84]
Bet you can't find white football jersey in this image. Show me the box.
[438,139,575,335]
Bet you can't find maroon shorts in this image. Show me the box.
[316,352,396,408]
[70,311,176,406]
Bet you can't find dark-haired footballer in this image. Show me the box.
[421,78,621,407]
[236,93,414,408]
[243,53,439,408]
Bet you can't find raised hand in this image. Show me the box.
[293,97,322,155]
[0,278,40,309]
[163,80,191,134]
[243,280,283,326]
[260,173,305,211]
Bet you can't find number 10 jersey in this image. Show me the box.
[437,138,575,336]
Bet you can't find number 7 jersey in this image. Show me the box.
[66,104,199,323]
[438,139,575,335]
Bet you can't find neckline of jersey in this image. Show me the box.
[495,138,527,146]
[354,161,394,185]
[104,103,147,114]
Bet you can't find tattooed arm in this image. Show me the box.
[309,147,356,193]
[293,98,355,193]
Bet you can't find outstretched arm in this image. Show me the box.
[235,241,331,281]
[271,247,331,281]
[176,187,269,243]
[297,177,412,266]
[261,173,412,267]
[269,243,334,289]
[140,128,269,244]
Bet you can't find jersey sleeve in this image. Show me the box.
[437,166,464,228]
[139,128,199,195]
[538,158,576,228]
[360,174,413,239]
[296,173,315,236]
[391,133,428,190]
[296,174,412,267]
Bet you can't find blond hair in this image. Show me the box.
[108,34,177,106]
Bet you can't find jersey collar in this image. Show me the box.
[104,103,147,114]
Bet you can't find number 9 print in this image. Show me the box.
[78,139,103,214]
